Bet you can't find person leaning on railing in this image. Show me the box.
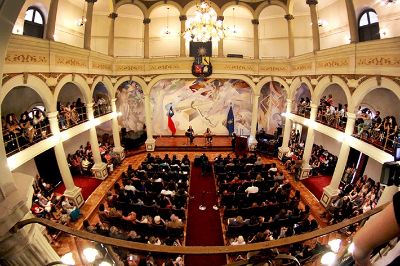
[352,191,400,265]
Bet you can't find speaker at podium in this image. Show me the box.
[235,136,248,155]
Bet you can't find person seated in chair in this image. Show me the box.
[204,128,213,145]
[185,125,195,144]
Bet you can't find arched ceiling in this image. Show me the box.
[115,0,289,11]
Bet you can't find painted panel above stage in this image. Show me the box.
[258,81,288,135]
[115,81,145,133]
[151,79,252,136]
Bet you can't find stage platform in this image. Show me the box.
[154,135,233,152]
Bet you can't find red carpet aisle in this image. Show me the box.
[185,165,226,266]
[301,175,332,200]
[54,176,102,200]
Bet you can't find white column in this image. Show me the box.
[278,99,293,159]
[321,113,356,207]
[345,0,358,43]
[144,93,155,151]
[48,112,83,207]
[86,104,108,180]
[248,93,260,151]
[179,15,187,57]
[45,0,59,41]
[143,18,150,59]
[0,129,28,237]
[284,14,295,58]
[218,16,224,57]
[111,98,125,160]
[299,104,318,179]
[0,219,60,265]
[84,0,97,50]
[252,19,259,60]
[307,0,320,52]
[108,12,118,56]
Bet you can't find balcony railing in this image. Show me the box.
[93,103,112,118]
[14,203,389,266]
[3,121,52,157]
[59,106,88,131]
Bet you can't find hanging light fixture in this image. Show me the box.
[183,0,225,42]
[76,1,87,27]
[231,7,238,35]
[162,7,172,36]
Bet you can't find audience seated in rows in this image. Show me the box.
[322,175,382,226]
[89,153,190,265]
[67,139,120,176]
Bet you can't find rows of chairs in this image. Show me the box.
[100,214,184,239]
[226,217,302,238]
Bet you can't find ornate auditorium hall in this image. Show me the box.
[0,0,399,266]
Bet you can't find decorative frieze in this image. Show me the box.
[92,61,112,71]
[115,64,145,72]
[317,58,349,68]
[5,52,48,65]
[292,62,312,71]
[259,64,289,72]
[55,55,88,68]
[357,55,400,67]
[147,64,181,71]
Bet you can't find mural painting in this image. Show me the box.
[258,81,287,135]
[115,81,145,133]
[150,78,252,136]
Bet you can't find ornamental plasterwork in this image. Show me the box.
[55,55,88,68]
[357,56,400,67]
[5,52,48,65]
[316,58,349,69]
[92,61,113,71]
[115,64,145,72]
[259,64,289,73]
[147,63,182,71]
[291,62,312,72]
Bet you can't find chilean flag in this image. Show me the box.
[168,106,176,135]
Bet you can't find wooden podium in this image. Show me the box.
[235,136,248,155]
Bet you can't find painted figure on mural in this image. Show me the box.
[258,81,287,134]
[150,79,252,135]
[115,81,145,132]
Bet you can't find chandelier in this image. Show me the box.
[76,1,87,26]
[183,0,225,42]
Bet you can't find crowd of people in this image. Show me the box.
[93,96,112,118]
[297,94,400,153]
[57,98,87,130]
[31,174,80,245]
[67,139,120,176]
[214,153,323,263]
[86,153,190,265]
[323,174,383,226]
[2,108,50,154]
[316,94,348,130]
[308,144,337,176]
[354,107,399,151]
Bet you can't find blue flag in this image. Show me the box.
[226,106,234,135]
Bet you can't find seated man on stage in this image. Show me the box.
[185,125,195,144]
[204,128,213,145]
